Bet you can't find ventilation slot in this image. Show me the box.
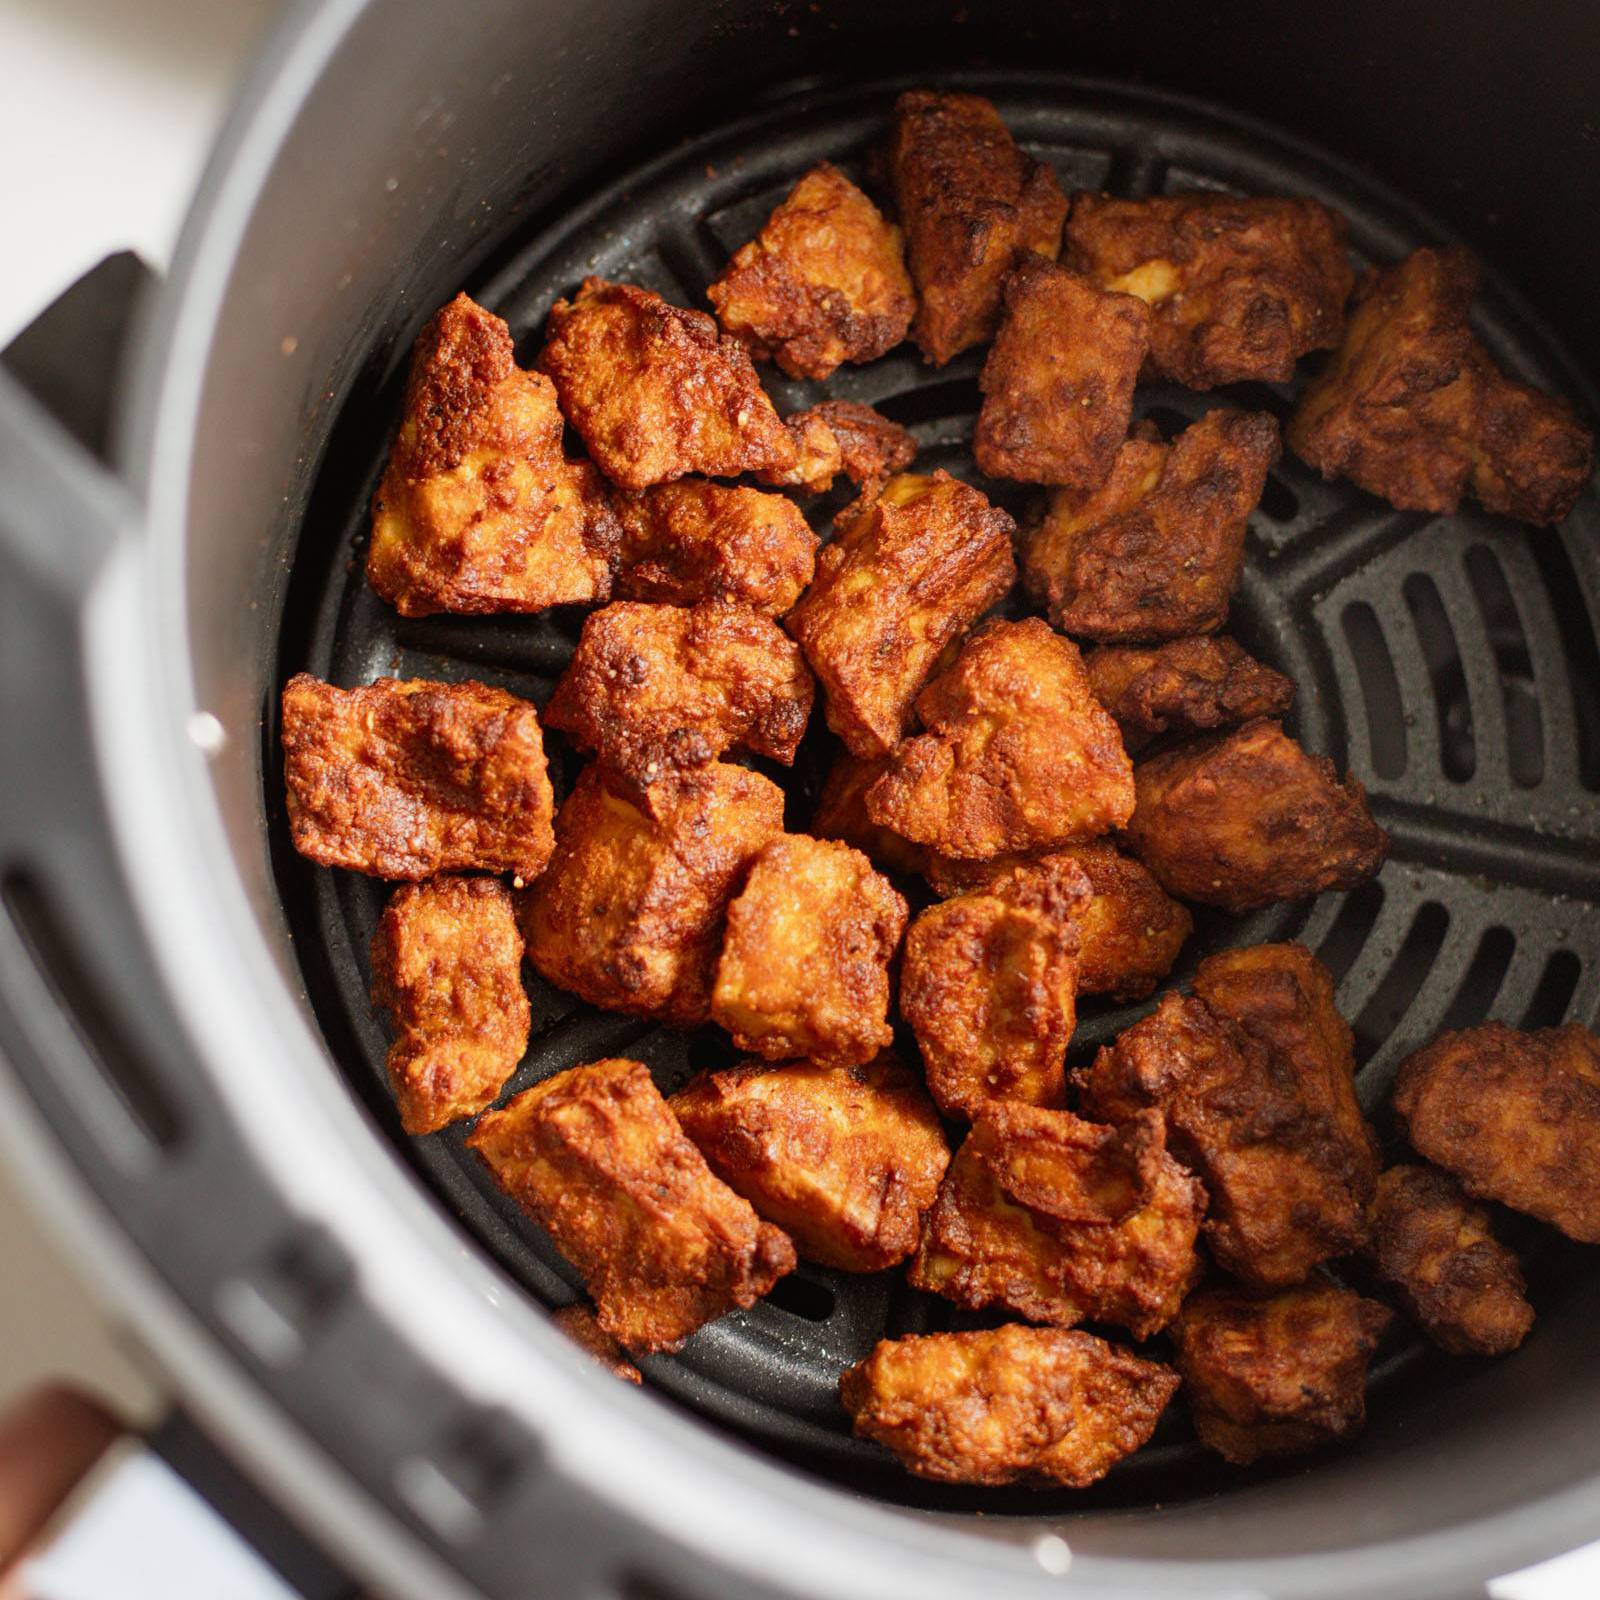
[1437,926,1516,1034]
[874,377,982,428]
[1521,950,1582,1030]
[394,1408,536,1544]
[1530,537,1600,790]
[1403,573,1475,782]
[215,1227,354,1367]
[1316,880,1386,988]
[1256,473,1300,524]
[766,1273,837,1322]
[1352,902,1450,1066]
[1465,544,1544,787]
[1341,602,1407,780]
[0,869,183,1156]
[1138,404,1192,438]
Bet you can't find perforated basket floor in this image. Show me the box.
[271,72,1600,1512]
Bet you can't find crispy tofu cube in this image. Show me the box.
[1363,1164,1533,1357]
[1391,1021,1600,1243]
[888,91,1068,365]
[613,479,818,615]
[708,161,915,380]
[786,471,1016,758]
[900,858,1090,1119]
[280,674,555,882]
[544,600,814,779]
[522,762,784,1027]
[538,278,796,489]
[369,875,530,1135]
[670,1055,950,1271]
[1170,1281,1392,1465]
[925,840,1192,1003]
[974,255,1150,487]
[551,1304,642,1383]
[367,294,619,617]
[865,618,1134,858]
[1124,717,1389,913]
[710,835,907,1065]
[1289,247,1593,524]
[759,407,846,495]
[810,751,930,878]
[1083,635,1295,752]
[1024,408,1280,643]
[1064,192,1355,389]
[840,1324,1178,1488]
[1078,944,1380,1288]
[468,1059,795,1352]
[910,1104,1205,1338]
[758,399,917,496]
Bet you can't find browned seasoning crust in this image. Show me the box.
[1024,408,1281,643]
[1083,635,1296,752]
[865,618,1135,858]
[281,673,556,883]
[1170,1281,1393,1465]
[759,408,846,495]
[1064,192,1355,389]
[551,1304,643,1383]
[761,400,919,497]
[910,1105,1205,1339]
[670,1055,949,1272]
[1123,717,1389,913]
[1364,1164,1533,1356]
[840,1323,1179,1488]
[543,600,814,779]
[367,294,620,617]
[924,840,1192,1003]
[1289,247,1593,525]
[810,751,931,878]
[708,161,915,380]
[468,1059,795,1352]
[521,761,784,1027]
[710,835,908,1066]
[538,277,796,490]
[975,255,1150,487]
[369,875,530,1135]
[900,859,1090,1119]
[786,471,1017,758]
[1391,1022,1600,1243]
[613,479,818,616]
[888,91,1069,366]
[1077,944,1380,1289]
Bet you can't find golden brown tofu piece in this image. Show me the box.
[810,751,930,878]
[865,619,1135,857]
[975,255,1150,487]
[924,841,1192,1003]
[786,471,1016,758]
[1064,192,1355,389]
[840,1324,1178,1488]
[758,407,846,495]
[281,674,555,883]
[888,91,1069,365]
[468,1059,795,1352]
[551,1304,642,1383]
[1363,1164,1533,1356]
[900,859,1090,1119]
[367,295,619,618]
[543,600,813,779]
[707,162,915,381]
[671,1056,949,1271]
[1078,944,1379,1288]
[710,836,907,1065]
[758,400,919,497]
[1171,1281,1392,1465]
[369,875,530,1135]
[538,278,796,490]
[910,1105,1205,1338]
[522,762,784,1027]
[1391,1022,1600,1243]
[1084,636,1295,752]
[613,479,818,616]
[1289,248,1593,525]
[1024,408,1281,643]
[1124,718,1389,913]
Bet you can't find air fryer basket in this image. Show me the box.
[274,72,1600,1510]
